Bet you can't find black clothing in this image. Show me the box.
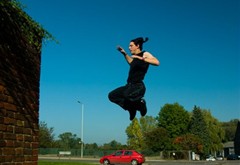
[127,51,149,83]
[108,82,146,110]
[108,51,149,112]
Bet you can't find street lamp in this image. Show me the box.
[77,101,84,158]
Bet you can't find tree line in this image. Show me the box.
[39,103,239,158]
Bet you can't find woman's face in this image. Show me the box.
[129,42,139,55]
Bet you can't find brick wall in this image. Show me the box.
[0,52,40,164]
[0,1,42,164]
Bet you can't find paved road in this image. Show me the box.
[146,160,240,165]
[39,156,240,165]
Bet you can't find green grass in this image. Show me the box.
[38,160,95,165]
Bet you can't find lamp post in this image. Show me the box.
[77,101,84,158]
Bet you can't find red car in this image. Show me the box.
[99,150,145,165]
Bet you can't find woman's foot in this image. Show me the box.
[128,109,137,121]
[139,99,147,116]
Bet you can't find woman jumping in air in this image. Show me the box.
[108,37,160,120]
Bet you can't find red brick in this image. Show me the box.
[0,94,8,103]
[23,128,32,134]
[24,142,31,148]
[16,134,24,141]
[4,155,14,162]
[6,111,15,118]
[24,148,32,155]
[7,125,14,132]
[5,140,14,147]
[0,85,5,92]
[24,135,32,142]
[15,155,24,162]
[32,149,38,156]
[15,126,24,134]
[3,133,16,140]
[0,156,4,163]
[0,124,7,131]
[3,103,17,111]
[15,148,23,155]
[4,117,16,125]
[0,140,6,147]
[2,148,15,155]
[15,141,24,148]
[31,142,38,148]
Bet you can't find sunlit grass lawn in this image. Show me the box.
[38,160,95,165]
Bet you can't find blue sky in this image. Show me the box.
[19,0,239,145]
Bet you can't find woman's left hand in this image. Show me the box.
[131,55,144,60]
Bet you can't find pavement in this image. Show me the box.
[38,156,240,165]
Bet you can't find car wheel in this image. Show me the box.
[103,159,110,165]
[131,159,138,165]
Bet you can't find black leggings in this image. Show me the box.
[108,82,146,111]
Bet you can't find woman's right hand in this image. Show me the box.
[117,46,126,54]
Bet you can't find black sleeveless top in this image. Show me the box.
[127,51,149,84]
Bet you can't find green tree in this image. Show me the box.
[222,119,239,142]
[57,132,81,150]
[85,143,98,150]
[173,133,203,153]
[157,103,190,138]
[84,143,99,156]
[144,127,170,152]
[39,121,55,148]
[126,118,143,151]
[202,110,224,154]
[109,140,122,149]
[139,116,158,150]
[139,116,158,135]
[101,140,122,150]
[189,106,210,155]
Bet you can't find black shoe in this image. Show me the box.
[128,109,137,121]
[139,99,147,117]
